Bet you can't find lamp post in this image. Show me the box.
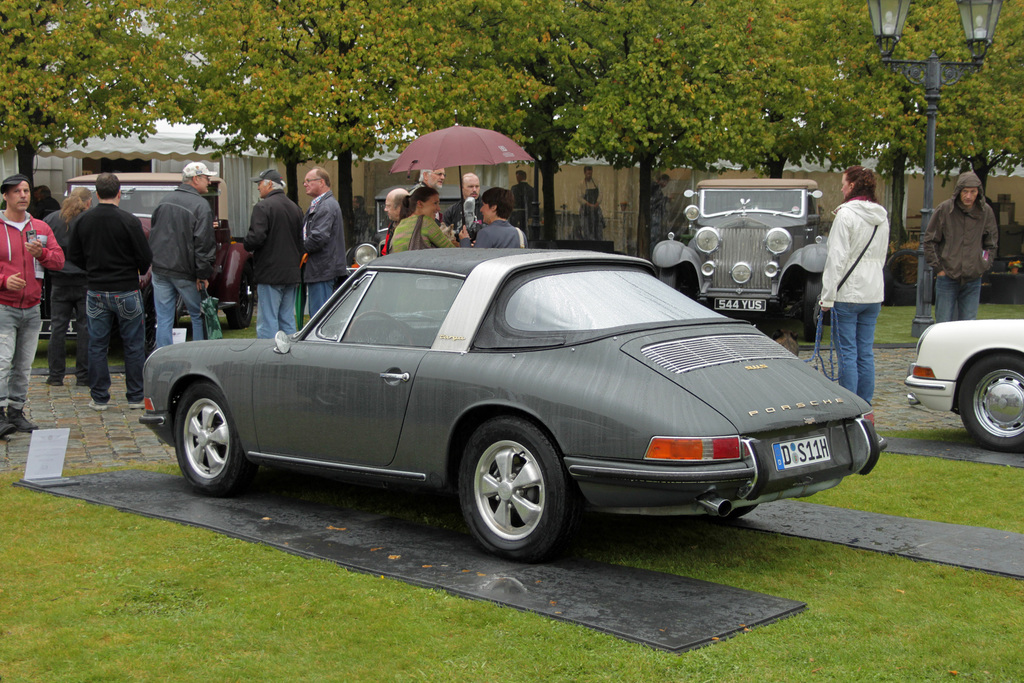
[867,0,1003,337]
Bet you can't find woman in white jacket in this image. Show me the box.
[819,166,890,403]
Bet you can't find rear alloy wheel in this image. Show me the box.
[957,354,1024,453]
[175,381,257,496]
[459,417,582,562]
[225,262,254,329]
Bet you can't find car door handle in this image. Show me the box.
[380,371,410,384]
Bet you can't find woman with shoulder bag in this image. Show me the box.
[819,165,890,403]
[389,186,464,253]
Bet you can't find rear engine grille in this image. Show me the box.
[710,226,771,290]
[642,334,792,374]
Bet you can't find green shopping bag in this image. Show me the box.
[200,286,223,340]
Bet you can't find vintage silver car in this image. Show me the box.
[141,250,881,562]
[652,179,827,341]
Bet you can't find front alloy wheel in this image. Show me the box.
[175,382,257,495]
[958,354,1024,453]
[459,417,582,562]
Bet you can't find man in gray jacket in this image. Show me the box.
[923,171,998,323]
[245,169,303,338]
[301,167,347,316]
[148,162,217,348]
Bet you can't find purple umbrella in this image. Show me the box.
[390,125,533,173]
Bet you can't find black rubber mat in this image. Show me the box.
[15,470,804,653]
[885,437,1024,469]
[733,500,1024,580]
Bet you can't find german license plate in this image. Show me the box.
[772,435,831,471]
[714,298,766,312]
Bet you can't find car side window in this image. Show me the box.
[340,272,462,347]
[316,272,374,341]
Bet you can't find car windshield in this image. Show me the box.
[69,183,215,219]
[504,269,722,333]
[701,189,805,218]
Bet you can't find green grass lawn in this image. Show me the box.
[754,303,1024,346]
[8,304,1022,680]
[3,454,1022,682]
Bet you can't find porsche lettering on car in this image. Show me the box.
[142,250,882,562]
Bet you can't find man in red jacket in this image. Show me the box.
[0,174,65,435]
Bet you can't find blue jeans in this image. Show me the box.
[87,290,146,404]
[256,284,298,339]
[306,280,335,319]
[0,304,42,409]
[152,272,203,349]
[934,275,982,323]
[831,301,881,403]
[47,284,89,383]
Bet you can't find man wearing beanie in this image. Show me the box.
[923,171,998,323]
[0,174,66,435]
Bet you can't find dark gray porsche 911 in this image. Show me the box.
[141,250,881,562]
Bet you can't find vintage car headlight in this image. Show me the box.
[684,204,700,222]
[693,227,720,254]
[700,260,716,277]
[731,262,752,284]
[765,228,792,255]
[764,261,779,278]
[352,242,378,267]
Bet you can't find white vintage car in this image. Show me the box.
[906,319,1024,452]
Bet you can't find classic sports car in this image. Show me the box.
[141,250,881,562]
[906,319,1024,452]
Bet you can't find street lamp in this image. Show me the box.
[866,0,1003,337]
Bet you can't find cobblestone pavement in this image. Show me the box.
[0,347,963,476]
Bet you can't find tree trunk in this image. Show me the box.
[335,149,354,248]
[539,157,559,241]
[765,156,786,179]
[636,156,653,258]
[16,142,36,185]
[285,161,299,204]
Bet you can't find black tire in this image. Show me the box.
[957,354,1024,453]
[802,274,823,342]
[459,416,582,562]
[225,262,255,329]
[175,381,257,496]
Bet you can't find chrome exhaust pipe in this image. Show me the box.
[907,392,920,406]
[697,494,733,517]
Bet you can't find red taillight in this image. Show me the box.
[862,411,875,424]
[645,436,742,461]
[912,365,936,379]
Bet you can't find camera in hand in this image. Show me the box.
[26,228,36,241]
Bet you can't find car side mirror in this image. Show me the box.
[273,330,292,355]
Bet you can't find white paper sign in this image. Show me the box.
[23,428,71,481]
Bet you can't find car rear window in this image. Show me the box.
[504,269,719,333]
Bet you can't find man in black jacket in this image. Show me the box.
[245,169,303,338]
[148,161,217,348]
[67,173,153,411]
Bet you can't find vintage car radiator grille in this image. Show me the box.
[710,226,771,290]
[641,334,793,374]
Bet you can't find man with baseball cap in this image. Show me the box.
[0,174,65,435]
[923,170,998,322]
[148,161,218,348]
